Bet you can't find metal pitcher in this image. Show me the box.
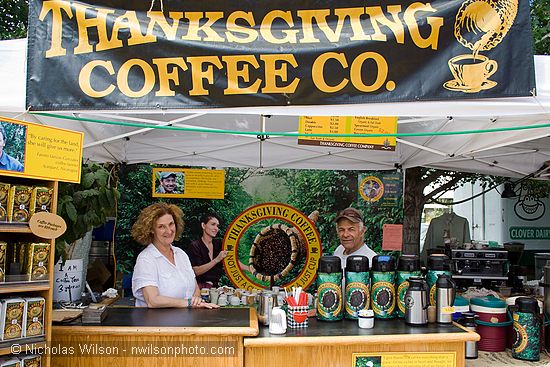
[436,274,456,324]
[258,291,278,325]
[405,277,429,325]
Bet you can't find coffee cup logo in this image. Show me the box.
[445,0,518,93]
[445,54,498,93]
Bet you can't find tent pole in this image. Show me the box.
[400,117,453,165]
[84,113,206,148]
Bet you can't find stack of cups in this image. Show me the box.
[470,296,508,352]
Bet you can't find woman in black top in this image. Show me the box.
[186,213,227,288]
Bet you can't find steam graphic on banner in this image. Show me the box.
[444,0,518,93]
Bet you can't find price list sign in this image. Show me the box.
[298,116,397,151]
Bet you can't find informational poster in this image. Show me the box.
[152,168,225,199]
[382,224,403,251]
[0,116,83,183]
[298,116,397,151]
[353,352,456,367]
[358,171,403,207]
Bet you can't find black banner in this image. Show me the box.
[26,0,535,110]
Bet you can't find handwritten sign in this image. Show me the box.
[53,259,83,303]
[382,224,403,251]
[29,212,67,239]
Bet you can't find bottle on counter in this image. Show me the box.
[426,254,452,307]
[344,255,370,319]
[316,256,343,321]
[435,274,456,324]
[370,255,396,319]
[512,297,541,362]
[396,255,421,318]
[459,312,479,359]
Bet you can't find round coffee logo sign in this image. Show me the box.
[223,203,322,291]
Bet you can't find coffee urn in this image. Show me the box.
[539,262,550,350]
[436,274,456,324]
[404,277,428,325]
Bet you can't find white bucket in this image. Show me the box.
[53,259,83,303]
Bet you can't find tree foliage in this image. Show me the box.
[0,0,28,40]
[268,169,402,255]
[531,0,550,54]
[56,162,120,263]
[115,164,254,275]
[1,121,26,162]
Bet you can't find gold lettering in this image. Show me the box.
[298,9,345,43]
[222,55,261,95]
[187,56,223,96]
[39,0,73,57]
[336,8,370,41]
[226,11,258,43]
[404,3,443,50]
[117,59,155,98]
[366,5,404,43]
[146,11,183,41]
[111,11,151,48]
[312,52,348,93]
[152,57,188,97]
[78,60,115,97]
[350,52,387,92]
[260,54,300,94]
[182,12,225,42]
[261,10,298,44]
[73,4,118,54]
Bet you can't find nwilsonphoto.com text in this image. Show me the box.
[11,341,236,357]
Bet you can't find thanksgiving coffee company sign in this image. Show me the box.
[27,0,534,110]
[222,203,321,291]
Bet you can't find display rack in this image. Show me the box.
[0,176,57,367]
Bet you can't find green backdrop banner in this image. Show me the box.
[27,0,534,110]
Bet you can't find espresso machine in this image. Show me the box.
[450,247,509,286]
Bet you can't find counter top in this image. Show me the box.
[53,307,259,336]
[245,318,479,347]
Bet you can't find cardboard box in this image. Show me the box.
[0,242,6,282]
[0,298,25,340]
[18,355,40,367]
[0,357,21,367]
[21,243,50,281]
[24,297,45,337]
[8,186,32,223]
[0,183,10,222]
[30,187,53,216]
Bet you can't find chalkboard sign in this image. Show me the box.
[53,259,82,303]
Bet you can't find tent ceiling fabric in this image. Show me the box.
[1,38,549,178]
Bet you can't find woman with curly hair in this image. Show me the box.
[131,203,218,309]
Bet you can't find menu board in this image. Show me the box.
[298,116,397,151]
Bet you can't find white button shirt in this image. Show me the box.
[132,244,197,307]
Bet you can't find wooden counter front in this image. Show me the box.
[51,307,258,367]
[244,318,479,367]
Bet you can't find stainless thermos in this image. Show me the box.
[258,291,278,325]
[436,274,456,324]
[460,312,478,359]
[404,276,428,325]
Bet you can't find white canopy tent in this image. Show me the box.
[1,38,549,178]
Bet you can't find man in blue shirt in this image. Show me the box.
[0,125,24,172]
